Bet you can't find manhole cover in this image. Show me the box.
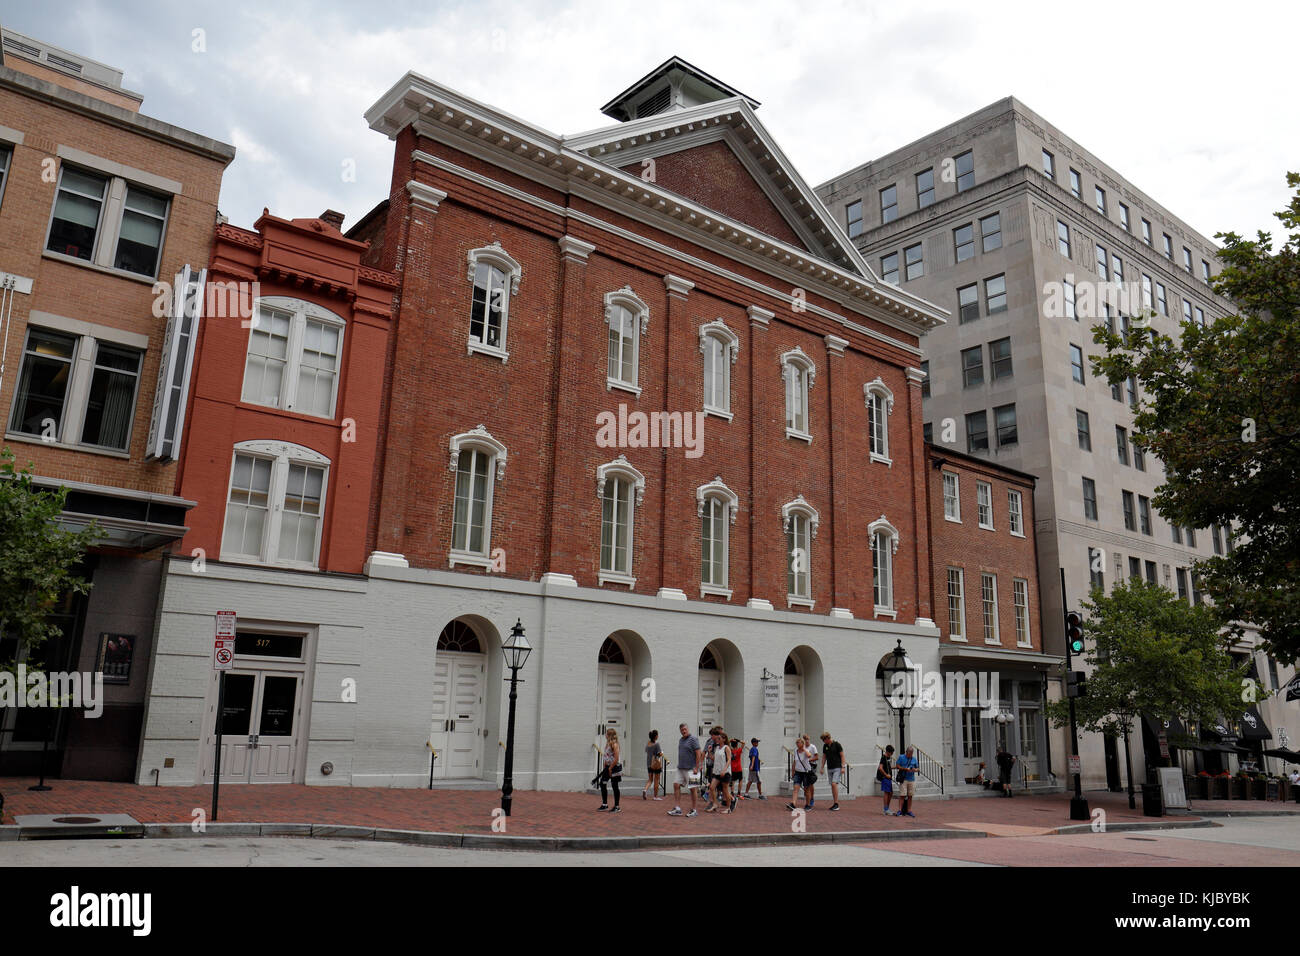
[52,816,103,824]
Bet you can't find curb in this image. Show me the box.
[1052,819,1216,836]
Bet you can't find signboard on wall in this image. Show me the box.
[146,264,206,460]
[763,679,780,714]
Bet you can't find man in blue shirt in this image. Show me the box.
[895,745,919,817]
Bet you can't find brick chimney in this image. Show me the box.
[320,209,345,230]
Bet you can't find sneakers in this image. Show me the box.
[686,809,698,818]
[807,801,815,810]
[653,796,665,801]
[730,797,738,811]
[667,807,683,816]
[758,795,767,800]
[829,803,841,811]
[883,808,892,815]
[785,802,797,811]
[641,790,647,800]
[596,805,608,811]
[610,806,622,813]
[904,811,916,817]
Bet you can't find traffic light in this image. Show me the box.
[1066,670,1088,698]
[1065,611,1084,655]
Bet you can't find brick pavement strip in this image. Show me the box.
[1,779,1297,849]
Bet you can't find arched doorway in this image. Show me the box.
[430,619,486,780]
[596,636,631,745]
[783,653,805,741]
[698,645,725,736]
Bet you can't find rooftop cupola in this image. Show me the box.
[599,56,759,122]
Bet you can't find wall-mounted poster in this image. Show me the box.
[96,633,135,683]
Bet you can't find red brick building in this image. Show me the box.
[926,442,1053,790]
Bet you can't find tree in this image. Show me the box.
[0,447,99,679]
[1046,580,1245,782]
[1090,172,1300,662]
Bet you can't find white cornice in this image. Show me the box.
[406,180,447,210]
[664,274,695,297]
[557,235,595,260]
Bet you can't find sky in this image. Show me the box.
[5,0,1296,246]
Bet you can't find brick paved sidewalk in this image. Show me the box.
[2,778,1297,838]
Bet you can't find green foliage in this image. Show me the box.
[0,447,98,676]
[1045,580,1244,755]
[1089,172,1300,663]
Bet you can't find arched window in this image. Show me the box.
[222,439,330,567]
[448,425,507,567]
[782,495,820,606]
[597,455,646,586]
[780,348,816,441]
[242,296,345,418]
[599,637,627,664]
[863,377,895,464]
[604,286,649,394]
[697,477,739,596]
[466,242,521,360]
[869,515,901,615]
[437,620,483,653]
[699,646,719,670]
[699,319,739,418]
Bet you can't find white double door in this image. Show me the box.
[429,651,486,779]
[698,669,724,736]
[202,668,303,784]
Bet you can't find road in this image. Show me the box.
[3,816,1297,866]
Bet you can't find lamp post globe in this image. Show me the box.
[878,639,918,752]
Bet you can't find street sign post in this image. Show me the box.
[212,611,236,821]
[1068,754,1081,776]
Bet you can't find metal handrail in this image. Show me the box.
[914,745,945,794]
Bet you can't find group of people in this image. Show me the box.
[875,744,920,817]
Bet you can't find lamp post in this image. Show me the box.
[499,618,531,817]
[879,639,918,753]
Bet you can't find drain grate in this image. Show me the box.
[14,813,144,840]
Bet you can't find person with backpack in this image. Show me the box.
[877,744,895,815]
[894,744,918,817]
[744,738,765,800]
[642,729,664,800]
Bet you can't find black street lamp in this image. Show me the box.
[500,618,532,817]
[879,639,919,753]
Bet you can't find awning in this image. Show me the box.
[1285,674,1300,703]
[1263,748,1300,762]
[1142,714,1188,744]
[1239,705,1272,742]
[29,475,194,552]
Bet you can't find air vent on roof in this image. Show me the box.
[46,53,84,75]
[636,86,672,119]
[2,36,41,58]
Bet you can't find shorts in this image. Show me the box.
[880,778,893,793]
[714,772,731,785]
[792,771,806,787]
[827,767,842,784]
[900,779,916,798]
[675,768,696,788]
[748,770,761,783]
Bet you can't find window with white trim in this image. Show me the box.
[869,516,899,614]
[943,472,961,521]
[981,573,999,643]
[783,496,819,605]
[700,320,739,418]
[222,440,329,567]
[976,480,994,529]
[46,164,171,278]
[781,348,815,441]
[604,287,649,394]
[466,242,521,360]
[1007,489,1024,536]
[698,477,738,595]
[598,456,645,585]
[447,425,507,567]
[241,296,344,418]
[947,568,965,639]
[1013,578,1030,645]
[864,378,894,463]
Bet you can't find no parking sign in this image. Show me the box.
[214,610,236,670]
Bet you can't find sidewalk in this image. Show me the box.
[3,778,1297,840]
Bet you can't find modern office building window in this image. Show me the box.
[1082,477,1098,520]
[1212,524,1224,555]
[1069,343,1085,383]
[1191,572,1204,605]
[977,480,994,529]
[1112,254,1123,285]
[46,167,106,262]
[1145,560,1158,584]
[1069,168,1081,198]
[1126,375,1138,409]
[916,168,935,208]
[881,252,899,285]
[1201,260,1211,284]
[1195,306,1205,327]
[1182,247,1193,273]
[1171,524,1183,544]
[961,345,984,388]
[1139,495,1152,535]
[989,337,1013,380]
[1008,489,1024,536]
[904,243,923,280]
[1064,279,1076,320]
[966,410,989,452]
[46,166,171,279]
[1116,425,1129,465]
[947,567,965,639]
[1041,149,1054,180]
[955,150,975,191]
[1095,185,1107,215]
[958,283,980,323]
[980,212,1001,252]
[994,404,1018,447]
[1182,299,1193,324]
[943,472,961,521]
[1122,490,1136,531]
[1186,527,1197,548]
[920,360,930,399]
[1129,556,1141,581]
[1156,282,1168,316]
[1057,220,1071,258]
[1141,219,1152,245]
[981,573,1000,643]
[985,274,1007,314]
[1133,439,1145,472]
[1141,274,1153,311]
[1076,409,1091,451]
[1096,244,1108,281]
[1089,547,1105,590]
[846,199,863,239]
[1176,567,1189,602]
[1119,203,1130,231]
[1162,233,1173,258]
[954,223,975,262]
[880,184,898,224]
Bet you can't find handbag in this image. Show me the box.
[650,755,663,772]
[611,762,623,779]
